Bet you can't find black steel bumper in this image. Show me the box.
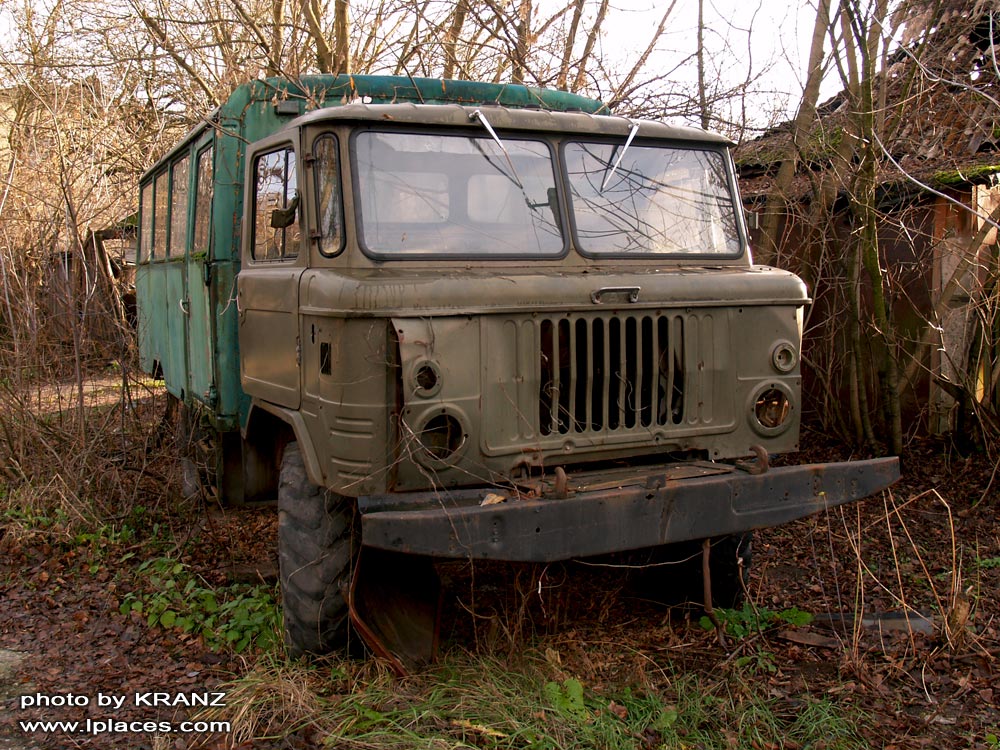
[359,457,899,562]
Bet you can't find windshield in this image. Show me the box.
[564,141,741,256]
[354,131,564,257]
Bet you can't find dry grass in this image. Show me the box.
[0,362,184,545]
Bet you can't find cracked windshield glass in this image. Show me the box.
[565,142,741,256]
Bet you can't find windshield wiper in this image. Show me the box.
[600,120,640,192]
[469,108,561,224]
[469,109,524,189]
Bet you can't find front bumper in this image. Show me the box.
[358,457,899,562]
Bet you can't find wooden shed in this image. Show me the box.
[735,4,1000,438]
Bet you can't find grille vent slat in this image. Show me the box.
[539,314,689,436]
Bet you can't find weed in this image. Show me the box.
[976,556,1000,570]
[732,650,778,675]
[542,677,587,721]
[2,504,70,531]
[119,557,280,653]
[74,523,138,548]
[698,603,812,638]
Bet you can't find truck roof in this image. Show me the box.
[289,101,733,145]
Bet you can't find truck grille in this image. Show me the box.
[539,315,686,435]
[482,310,727,454]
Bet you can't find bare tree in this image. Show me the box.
[756,0,834,266]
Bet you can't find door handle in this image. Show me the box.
[179,298,190,316]
[591,286,641,304]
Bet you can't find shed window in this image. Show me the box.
[154,171,168,260]
[139,183,153,262]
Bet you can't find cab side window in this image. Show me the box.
[252,147,299,261]
[313,134,343,256]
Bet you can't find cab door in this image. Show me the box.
[236,138,303,409]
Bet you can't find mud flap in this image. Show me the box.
[346,547,441,675]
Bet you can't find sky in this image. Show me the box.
[597,0,842,129]
[0,0,840,130]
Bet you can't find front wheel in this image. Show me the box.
[278,442,359,657]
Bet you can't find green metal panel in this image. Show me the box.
[163,259,188,397]
[135,263,157,372]
[210,113,246,431]
[186,256,214,403]
[138,263,169,374]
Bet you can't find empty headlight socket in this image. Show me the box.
[411,360,443,398]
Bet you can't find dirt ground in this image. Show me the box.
[0,431,998,749]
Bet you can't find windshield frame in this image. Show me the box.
[349,126,569,261]
[560,138,746,260]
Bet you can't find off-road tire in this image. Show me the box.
[628,532,753,609]
[278,442,359,657]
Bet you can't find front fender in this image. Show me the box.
[246,400,325,487]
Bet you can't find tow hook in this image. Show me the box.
[736,445,769,475]
[553,467,569,498]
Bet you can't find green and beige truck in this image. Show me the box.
[136,75,898,669]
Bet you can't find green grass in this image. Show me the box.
[205,650,870,749]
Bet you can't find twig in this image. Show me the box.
[702,538,728,649]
